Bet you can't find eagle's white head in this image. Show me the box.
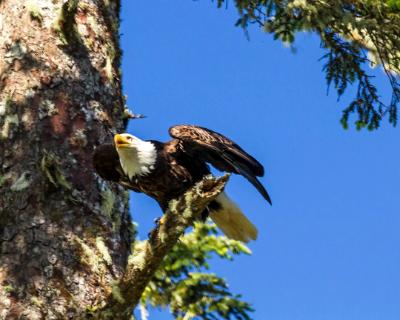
[114,133,157,179]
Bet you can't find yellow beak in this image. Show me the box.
[114,134,130,148]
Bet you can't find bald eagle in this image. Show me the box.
[93,125,271,242]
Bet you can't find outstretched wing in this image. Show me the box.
[169,125,272,205]
[92,144,140,192]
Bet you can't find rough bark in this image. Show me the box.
[0,0,131,318]
[0,2,229,319]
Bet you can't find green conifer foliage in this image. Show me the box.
[215,0,400,129]
[140,222,254,319]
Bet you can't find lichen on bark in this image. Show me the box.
[0,0,130,318]
[0,1,230,319]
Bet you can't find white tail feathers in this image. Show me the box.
[209,192,258,243]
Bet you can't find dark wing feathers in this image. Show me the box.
[92,144,122,182]
[219,151,272,205]
[169,125,272,205]
[92,144,140,192]
[169,125,264,175]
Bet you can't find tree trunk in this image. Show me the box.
[0,2,230,319]
[0,0,132,318]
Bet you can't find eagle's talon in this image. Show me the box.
[201,207,210,222]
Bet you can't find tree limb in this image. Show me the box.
[97,174,230,319]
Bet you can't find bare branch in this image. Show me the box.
[97,174,230,319]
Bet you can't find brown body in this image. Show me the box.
[93,139,210,210]
[93,125,271,242]
[126,139,212,210]
[94,125,271,208]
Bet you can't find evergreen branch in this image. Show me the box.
[214,0,400,129]
[369,32,400,126]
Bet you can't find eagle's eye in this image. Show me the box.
[126,136,132,141]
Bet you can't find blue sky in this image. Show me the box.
[120,1,400,319]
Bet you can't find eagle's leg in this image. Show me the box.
[201,200,222,221]
[201,207,210,222]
